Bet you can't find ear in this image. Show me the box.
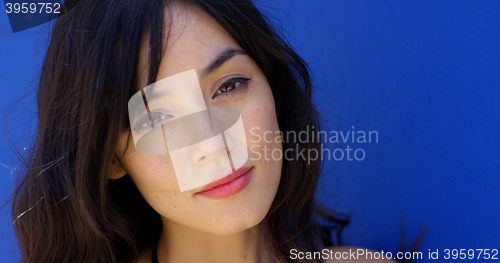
[109,155,127,180]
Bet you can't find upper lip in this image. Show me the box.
[196,166,252,193]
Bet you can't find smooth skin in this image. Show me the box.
[111,2,395,263]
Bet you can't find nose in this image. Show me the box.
[189,108,237,165]
[189,132,233,165]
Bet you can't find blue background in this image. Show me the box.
[1,0,499,261]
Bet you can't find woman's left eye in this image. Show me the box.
[214,77,250,97]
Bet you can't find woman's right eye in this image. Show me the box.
[134,112,172,131]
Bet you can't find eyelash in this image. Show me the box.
[213,77,250,98]
[133,111,172,131]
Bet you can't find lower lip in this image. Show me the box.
[197,169,252,199]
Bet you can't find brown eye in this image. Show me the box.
[218,82,238,94]
[215,77,250,96]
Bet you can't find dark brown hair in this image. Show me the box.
[11,0,349,262]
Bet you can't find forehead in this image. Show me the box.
[138,3,242,85]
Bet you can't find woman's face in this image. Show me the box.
[114,4,282,235]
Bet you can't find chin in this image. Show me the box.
[202,210,268,236]
[199,194,274,236]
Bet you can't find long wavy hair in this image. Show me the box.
[11,0,349,262]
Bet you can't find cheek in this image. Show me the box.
[242,86,281,146]
[122,148,180,195]
[242,84,279,132]
[241,84,283,173]
[121,152,194,218]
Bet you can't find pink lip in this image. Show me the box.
[196,167,252,199]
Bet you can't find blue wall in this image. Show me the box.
[1,0,499,261]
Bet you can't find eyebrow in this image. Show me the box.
[201,48,247,78]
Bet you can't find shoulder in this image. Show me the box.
[322,246,398,263]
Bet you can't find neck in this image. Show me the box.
[156,217,277,263]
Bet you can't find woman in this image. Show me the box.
[11,0,397,262]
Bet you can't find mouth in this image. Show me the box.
[195,166,253,199]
